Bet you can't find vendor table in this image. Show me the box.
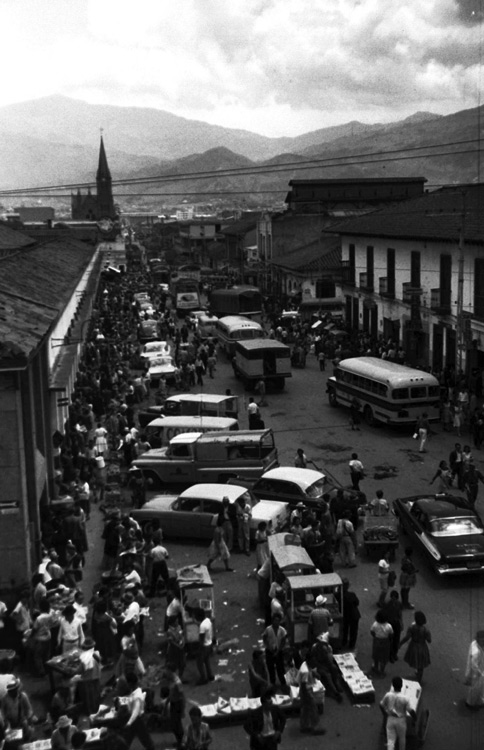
[21,728,103,750]
[45,649,82,695]
[361,512,399,559]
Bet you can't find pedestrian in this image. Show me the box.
[307,594,333,644]
[121,673,155,750]
[76,637,102,715]
[194,356,205,386]
[217,495,235,551]
[341,577,361,651]
[415,412,430,453]
[377,550,393,608]
[248,649,271,698]
[207,517,234,572]
[464,629,484,709]
[256,378,268,407]
[453,402,463,436]
[255,521,269,570]
[348,452,364,490]
[160,663,186,750]
[464,459,484,507]
[429,460,453,492]
[380,676,416,750]
[349,397,361,431]
[318,350,326,371]
[94,422,108,456]
[262,614,288,688]
[0,677,35,741]
[398,610,431,683]
[399,547,418,609]
[184,705,212,750]
[165,616,186,679]
[297,650,326,735]
[51,716,77,750]
[369,489,389,516]
[247,398,260,429]
[58,605,85,653]
[335,510,357,568]
[382,590,403,663]
[206,354,216,379]
[370,610,393,676]
[235,494,252,556]
[196,609,215,685]
[449,442,464,489]
[148,538,170,597]
[243,688,286,750]
[310,632,344,702]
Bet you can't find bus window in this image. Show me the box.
[392,388,409,399]
[410,386,427,399]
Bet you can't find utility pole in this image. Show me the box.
[456,190,466,374]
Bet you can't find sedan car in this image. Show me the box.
[393,493,484,575]
[249,467,364,512]
[131,483,289,541]
[148,355,177,384]
[140,341,171,363]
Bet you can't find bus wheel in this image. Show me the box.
[328,389,338,407]
[363,405,375,426]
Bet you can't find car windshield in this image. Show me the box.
[430,516,483,537]
[306,478,326,498]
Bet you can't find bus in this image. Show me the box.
[216,315,265,357]
[234,339,292,390]
[210,285,263,321]
[326,357,441,427]
[171,277,201,316]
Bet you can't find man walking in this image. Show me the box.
[262,614,287,688]
[196,609,215,685]
[348,453,364,491]
[380,676,416,750]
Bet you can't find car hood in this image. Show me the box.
[132,495,179,516]
[253,500,289,522]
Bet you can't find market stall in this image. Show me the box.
[285,572,344,646]
[21,729,103,750]
[361,511,399,559]
[333,652,375,703]
[268,534,315,584]
[176,564,215,647]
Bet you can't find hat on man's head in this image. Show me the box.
[82,637,96,650]
[57,716,72,729]
[296,502,305,508]
[317,632,330,643]
[6,677,20,691]
[315,595,327,606]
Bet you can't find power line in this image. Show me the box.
[0,137,481,196]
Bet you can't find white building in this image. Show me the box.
[327,184,484,373]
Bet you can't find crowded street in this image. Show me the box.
[1,265,484,750]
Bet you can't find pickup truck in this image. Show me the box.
[131,428,279,489]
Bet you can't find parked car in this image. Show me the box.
[148,355,177,385]
[131,483,289,541]
[140,341,171,363]
[139,319,159,342]
[393,493,484,575]
[247,467,364,513]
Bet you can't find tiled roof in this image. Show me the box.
[272,234,341,273]
[324,183,484,243]
[0,238,96,360]
[0,223,36,252]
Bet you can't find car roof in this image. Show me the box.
[236,340,289,351]
[149,417,237,428]
[179,484,248,502]
[166,394,232,405]
[196,429,272,445]
[169,432,203,443]
[259,467,326,487]
[412,496,477,517]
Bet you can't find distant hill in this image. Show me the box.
[0,95,481,199]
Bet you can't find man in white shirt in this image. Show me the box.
[247,398,260,429]
[380,676,416,750]
[349,453,364,491]
[149,542,170,598]
[197,610,214,685]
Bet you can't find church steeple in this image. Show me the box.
[96,134,115,220]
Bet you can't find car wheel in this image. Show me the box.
[363,405,375,426]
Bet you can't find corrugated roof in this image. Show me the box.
[324,183,484,243]
[0,223,36,252]
[0,238,96,359]
[272,234,341,273]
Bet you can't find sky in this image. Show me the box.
[0,0,482,138]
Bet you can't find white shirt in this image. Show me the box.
[125,569,142,586]
[349,459,364,473]
[247,402,259,415]
[199,617,213,646]
[123,601,141,624]
[150,544,169,562]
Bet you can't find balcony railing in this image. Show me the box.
[379,277,395,299]
[402,282,423,303]
[359,272,374,291]
[339,260,355,285]
[430,288,451,315]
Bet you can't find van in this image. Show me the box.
[145,415,239,448]
[197,313,218,339]
[131,428,279,488]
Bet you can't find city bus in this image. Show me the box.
[216,315,265,357]
[209,285,263,321]
[326,357,441,427]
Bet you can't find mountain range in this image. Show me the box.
[0,95,482,204]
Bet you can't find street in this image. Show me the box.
[81,347,484,750]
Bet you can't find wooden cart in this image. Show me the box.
[361,512,399,560]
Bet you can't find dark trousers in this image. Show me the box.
[122,716,154,750]
[169,699,185,744]
[388,621,402,660]
[350,472,360,490]
[149,560,169,596]
[265,649,285,687]
[342,618,359,650]
[197,644,214,681]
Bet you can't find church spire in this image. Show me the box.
[96,133,115,220]
[96,133,111,183]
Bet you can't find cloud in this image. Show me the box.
[0,0,481,136]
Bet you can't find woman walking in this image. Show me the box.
[464,630,484,709]
[399,547,418,609]
[398,610,431,682]
[370,610,393,676]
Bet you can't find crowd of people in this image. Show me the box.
[1,269,484,750]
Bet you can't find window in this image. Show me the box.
[474,259,484,318]
[348,244,356,284]
[410,386,427,399]
[387,248,395,297]
[202,499,222,514]
[177,497,202,512]
[392,388,409,399]
[410,251,421,288]
[440,255,452,309]
[366,246,374,289]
